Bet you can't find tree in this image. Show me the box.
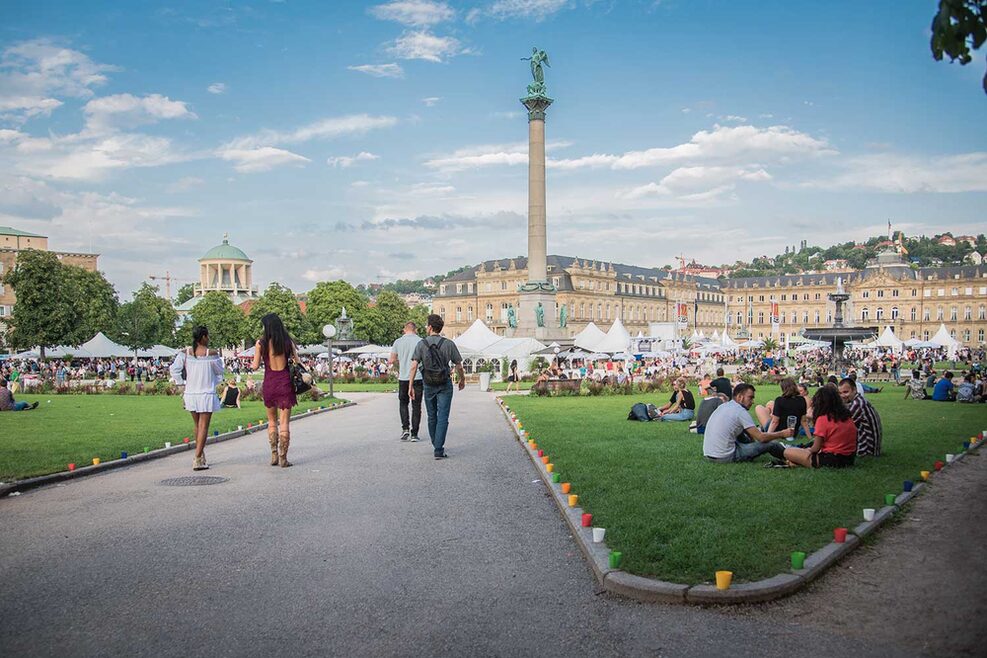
[408,304,430,337]
[931,0,987,94]
[369,290,410,343]
[175,283,196,305]
[353,306,391,345]
[762,337,780,352]
[2,250,76,357]
[62,265,119,345]
[306,280,367,334]
[113,284,177,350]
[247,282,313,344]
[188,291,247,349]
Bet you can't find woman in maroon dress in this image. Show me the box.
[251,313,299,467]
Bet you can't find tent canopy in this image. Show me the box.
[80,332,136,358]
[872,325,904,350]
[573,322,607,351]
[343,344,391,355]
[592,318,631,353]
[454,319,502,352]
[929,323,960,348]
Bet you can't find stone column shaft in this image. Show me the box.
[527,117,547,284]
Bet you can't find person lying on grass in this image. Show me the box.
[702,383,794,463]
[781,385,857,469]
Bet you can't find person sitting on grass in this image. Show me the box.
[0,377,38,411]
[904,369,928,400]
[694,392,729,434]
[956,373,977,403]
[781,386,857,469]
[655,377,696,422]
[702,383,794,463]
[754,377,813,438]
[838,378,882,457]
[220,378,242,408]
[798,382,814,423]
[709,367,732,397]
[932,371,955,401]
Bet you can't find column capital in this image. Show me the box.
[520,93,554,121]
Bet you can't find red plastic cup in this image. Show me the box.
[934,460,944,471]
[834,527,848,543]
[537,450,544,457]
[68,463,76,471]
[183,437,190,444]
[581,513,593,527]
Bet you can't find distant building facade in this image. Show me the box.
[434,251,987,347]
[0,226,99,331]
[175,234,259,316]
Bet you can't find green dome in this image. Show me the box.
[201,237,250,261]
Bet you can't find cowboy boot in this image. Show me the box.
[278,430,292,468]
[267,427,279,466]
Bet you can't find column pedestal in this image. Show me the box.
[511,289,568,341]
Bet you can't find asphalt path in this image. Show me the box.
[0,389,963,657]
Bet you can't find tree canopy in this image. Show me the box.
[306,280,367,334]
[186,291,248,349]
[931,0,987,94]
[175,283,196,305]
[113,283,177,351]
[247,282,312,344]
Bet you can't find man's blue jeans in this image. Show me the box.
[423,380,454,455]
[11,401,29,411]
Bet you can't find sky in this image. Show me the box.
[1,0,985,300]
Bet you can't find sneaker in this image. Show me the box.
[434,452,448,460]
[400,430,410,441]
[30,401,39,409]
[192,456,209,471]
[409,435,420,442]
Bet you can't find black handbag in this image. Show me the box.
[289,354,312,395]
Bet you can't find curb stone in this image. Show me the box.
[495,397,958,605]
[0,401,356,497]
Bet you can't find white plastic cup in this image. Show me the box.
[592,527,606,543]
[164,442,172,449]
[238,425,243,431]
[946,453,955,463]
[863,508,876,522]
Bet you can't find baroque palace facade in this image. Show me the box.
[435,252,987,347]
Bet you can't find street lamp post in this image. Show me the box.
[322,324,337,400]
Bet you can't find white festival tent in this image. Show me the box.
[573,322,607,351]
[591,318,632,354]
[720,332,739,348]
[929,323,961,358]
[342,344,391,355]
[452,319,547,361]
[455,319,503,352]
[479,337,548,360]
[872,326,904,352]
[710,330,720,341]
[903,337,923,347]
[80,332,139,358]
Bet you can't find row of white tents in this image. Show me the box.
[854,323,961,358]
[11,332,179,360]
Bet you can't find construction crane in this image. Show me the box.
[147,271,195,300]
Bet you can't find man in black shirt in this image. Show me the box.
[709,368,732,398]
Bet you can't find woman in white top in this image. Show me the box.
[170,326,225,471]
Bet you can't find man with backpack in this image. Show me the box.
[408,314,465,460]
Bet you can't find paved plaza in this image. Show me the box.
[1,391,984,657]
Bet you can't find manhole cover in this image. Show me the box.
[160,476,229,487]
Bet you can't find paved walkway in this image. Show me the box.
[0,390,979,657]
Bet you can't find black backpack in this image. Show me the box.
[627,402,660,422]
[422,337,451,386]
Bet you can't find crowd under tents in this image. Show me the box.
[11,332,179,360]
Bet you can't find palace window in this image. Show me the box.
[937,306,944,321]
[439,306,446,316]
[814,310,820,324]
[963,330,971,342]
[456,306,462,322]
[911,289,917,296]
[597,304,602,320]
[950,307,958,321]
[440,285,446,294]
[951,287,959,296]
[877,290,884,298]
[862,290,869,298]
[467,306,474,321]
[910,307,917,321]
[964,306,972,320]
[980,305,986,320]
[780,312,786,324]
[891,307,899,320]
[485,304,493,321]
[892,289,899,297]
[781,294,787,301]
[980,329,985,343]
[758,311,764,324]
[923,330,930,340]
[924,308,931,321]
[876,307,884,320]
[736,312,743,325]
[456,284,462,294]
[861,307,869,321]
[759,295,765,302]
[827,311,833,323]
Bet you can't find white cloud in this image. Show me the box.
[0,39,118,122]
[207,82,227,94]
[83,93,196,132]
[227,113,398,150]
[167,176,205,193]
[347,63,404,78]
[218,146,311,173]
[328,151,379,167]
[721,114,747,122]
[369,1,455,26]
[623,166,771,199]
[350,180,371,187]
[423,140,572,172]
[421,96,441,106]
[387,31,463,62]
[806,153,987,193]
[486,0,570,21]
[303,267,347,282]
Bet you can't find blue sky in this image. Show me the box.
[1,0,984,299]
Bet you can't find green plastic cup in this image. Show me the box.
[791,551,806,570]
[552,473,560,483]
[609,551,622,569]
[884,493,896,505]
[143,446,150,453]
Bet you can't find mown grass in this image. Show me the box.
[1,393,346,481]
[502,386,986,585]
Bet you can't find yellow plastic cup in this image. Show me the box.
[568,494,579,507]
[92,457,101,466]
[715,570,733,590]
[546,463,554,473]
[920,470,930,481]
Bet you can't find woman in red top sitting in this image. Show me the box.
[783,386,857,468]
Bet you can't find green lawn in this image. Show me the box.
[1,393,346,481]
[502,387,986,585]
[489,381,535,391]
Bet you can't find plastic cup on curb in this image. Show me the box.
[715,570,733,590]
[834,527,848,543]
[551,473,560,483]
[541,456,550,464]
[609,551,623,569]
[213,430,219,436]
[183,437,190,444]
[863,508,876,521]
[884,493,896,505]
[581,513,593,527]
[592,527,606,543]
[92,457,101,466]
[143,446,150,453]
[963,442,970,450]
[946,453,955,463]
[68,463,76,471]
[238,425,243,431]
[537,450,544,457]
[121,451,128,460]
[165,442,172,449]
[568,494,579,508]
[791,551,806,570]
[934,460,944,471]
[546,464,554,473]
[561,482,571,494]
[903,480,913,492]
[920,470,930,481]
